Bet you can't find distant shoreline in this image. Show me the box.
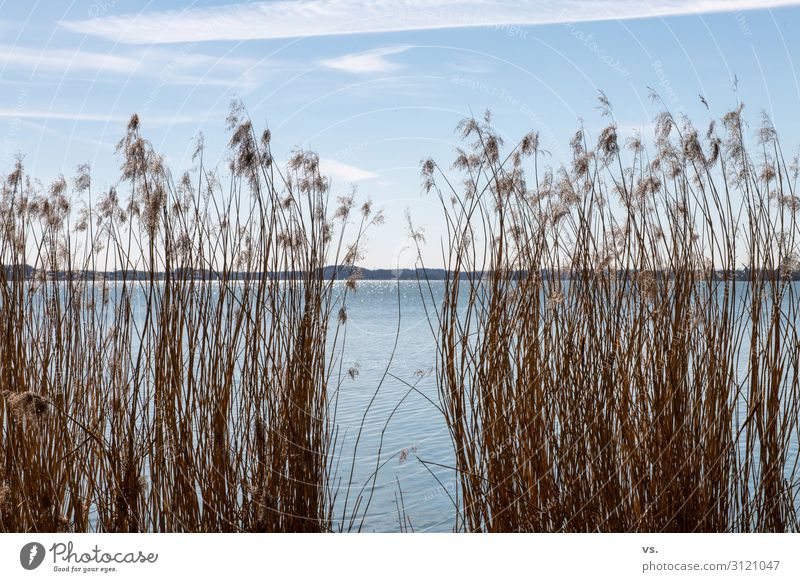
[4,264,799,282]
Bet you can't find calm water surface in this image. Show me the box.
[331,281,454,532]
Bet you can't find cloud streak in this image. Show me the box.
[320,46,410,74]
[0,45,142,74]
[60,0,800,44]
[319,158,377,182]
[0,108,202,124]
[0,44,267,89]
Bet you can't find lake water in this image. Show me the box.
[330,281,455,532]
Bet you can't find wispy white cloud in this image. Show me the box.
[0,45,142,74]
[0,108,202,125]
[6,118,117,150]
[614,122,658,138]
[0,44,268,89]
[448,58,495,75]
[320,46,410,74]
[60,0,800,44]
[319,158,377,182]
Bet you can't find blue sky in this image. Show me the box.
[2,0,800,267]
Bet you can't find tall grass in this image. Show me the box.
[419,95,800,532]
[0,103,380,532]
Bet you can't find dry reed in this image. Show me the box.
[0,102,380,532]
[418,96,800,532]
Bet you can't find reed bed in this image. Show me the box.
[419,95,800,532]
[3,95,800,534]
[0,103,380,532]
